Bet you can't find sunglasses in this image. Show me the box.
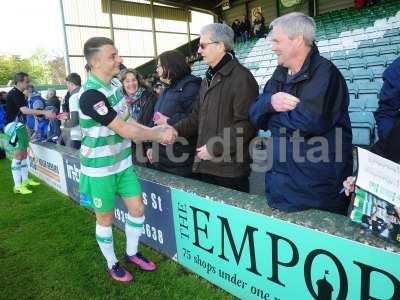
[198,41,219,50]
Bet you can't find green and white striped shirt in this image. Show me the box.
[79,73,131,177]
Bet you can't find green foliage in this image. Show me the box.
[0,49,66,86]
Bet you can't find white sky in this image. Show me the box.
[0,0,64,58]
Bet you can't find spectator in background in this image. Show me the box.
[172,23,258,192]
[0,91,7,105]
[231,19,242,43]
[153,81,164,98]
[24,85,46,137]
[30,97,48,142]
[46,88,61,143]
[23,85,48,142]
[120,69,157,127]
[374,56,400,141]
[147,50,201,177]
[62,90,71,114]
[46,88,61,113]
[249,12,353,214]
[240,15,251,43]
[120,68,157,165]
[24,86,35,136]
[253,11,266,39]
[5,72,55,194]
[63,73,82,149]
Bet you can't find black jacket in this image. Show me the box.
[132,90,157,167]
[136,89,157,127]
[174,59,258,178]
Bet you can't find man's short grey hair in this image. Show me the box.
[200,23,234,51]
[47,88,56,95]
[270,12,316,46]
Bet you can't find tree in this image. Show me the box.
[0,49,66,86]
[48,56,66,85]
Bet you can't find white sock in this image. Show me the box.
[125,214,145,256]
[11,159,22,188]
[20,159,28,182]
[95,224,118,269]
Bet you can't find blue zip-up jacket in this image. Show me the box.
[26,92,46,130]
[374,56,400,140]
[154,74,201,126]
[249,45,353,213]
[151,74,201,176]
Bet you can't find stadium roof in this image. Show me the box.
[157,0,222,13]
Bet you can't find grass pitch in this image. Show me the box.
[0,159,233,300]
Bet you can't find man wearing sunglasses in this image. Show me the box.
[173,23,259,192]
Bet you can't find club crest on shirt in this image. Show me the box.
[93,101,108,116]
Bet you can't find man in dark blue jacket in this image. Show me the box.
[374,56,400,140]
[249,12,353,214]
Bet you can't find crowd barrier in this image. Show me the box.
[1,136,399,300]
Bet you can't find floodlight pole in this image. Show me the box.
[150,0,158,58]
[59,0,71,74]
[276,0,281,17]
[186,7,191,56]
[108,0,115,41]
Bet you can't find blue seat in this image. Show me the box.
[365,98,379,112]
[349,111,376,145]
[326,32,338,39]
[384,28,400,38]
[358,40,374,48]
[352,68,372,83]
[320,52,331,60]
[352,28,365,36]
[373,37,391,47]
[347,82,358,101]
[333,59,349,70]
[340,69,353,82]
[349,57,365,69]
[370,65,386,80]
[385,53,398,65]
[390,36,400,45]
[362,47,380,57]
[329,38,341,46]
[331,50,347,60]
[348,99,367,112]
[380,45,398,55]
[358,81,382,100]
[317,39,329,47]
[347,49,362,59]
[365,56,386,68]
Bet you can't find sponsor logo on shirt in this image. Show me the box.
[93,101,108,116]
[80,193,91,206]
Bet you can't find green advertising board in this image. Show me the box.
[172,188,400,300]
[3,141,400,299]
[280,0,303,9]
